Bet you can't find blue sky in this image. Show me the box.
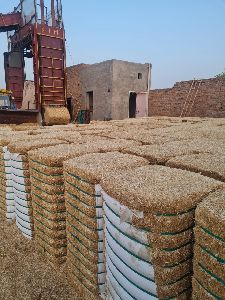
[0,0,225,89]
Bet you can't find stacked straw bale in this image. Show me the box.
[63,152,149,299]
[0,133,34,221]
[28,139,140,266]
[192,190,225,299]
[43,106,70,125]
[7,139,64,239]
[100,165,224,299]
[166,153,225,182]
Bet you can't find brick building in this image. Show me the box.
[67,60,151,121]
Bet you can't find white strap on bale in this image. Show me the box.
[3,147,15,221]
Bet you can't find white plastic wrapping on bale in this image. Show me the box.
[102,190,157,300]
[106,255,157,300]
[3,146,15,220]
[106,272,133,300]
[11,152,32,238]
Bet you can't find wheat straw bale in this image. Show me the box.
[195,189,225,241]
[122,140,210,164]
[67,243,100,274]
[29,159,63,175]
[66,199,97,229]
[35,240,66,265]
[152,242,193,266]
[31,176,64,194]
[156,274,192,299]
[167,153,225,182]
[29,139,141,167]
[193,261,225,298]
[150,228,193,249]
[194,226,225,261]
[194,244,225,283]
[192,277,214,300]
[31,184,64,203]
[67,229,98,263]
[30,167,64,185]
[64,172,95,195]
[65,191,96,218]
[154,257,192,284]
[8,139,65,154]
[67,213,98,241]
[101,165,224,214]
[31,192,65,211]
[33,210,66,231]
[133,210,195,232]
[64,152,149,184]
[43,106,70,125]
[34,216,66,239]
[100,165,223,298]
[32,201,65,221]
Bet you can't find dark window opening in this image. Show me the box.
[87,91,94,113]
[138,73,142,79]
[129,92,137,118]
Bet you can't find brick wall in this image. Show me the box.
[149,78,225,118]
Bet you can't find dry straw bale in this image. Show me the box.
[195,189,225,241]
[7,139,65,154]
[64,151,149,184]
[154,257,192,284]
[192,277,214,300]
[100,165,224,214]
[167,153,225,182]
[43,106,70,125]
[132,210,195,232]
[122,139,211,164]
[29,139,141,167]
[101,165,223,298]
[194,226,225,261]
[194,244,225,283]
[193,261,225,299]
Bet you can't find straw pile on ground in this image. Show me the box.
[63,152,149,299]
[28,139,141,266]
[7,139,64,239]
[43,106,70,125]
[192,190,225,299]
[100,165,224,299]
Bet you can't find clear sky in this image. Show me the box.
[0,0,225,89]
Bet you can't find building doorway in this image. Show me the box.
[129,92,137,118]
[87,91,93,119]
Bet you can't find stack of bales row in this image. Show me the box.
[192,190,225,299]
[29,139,140,266]
[100,165,224,299]
[0,142,13,219]
[7,139,64,239]
[63,152,148,300]
[0,133,32,220]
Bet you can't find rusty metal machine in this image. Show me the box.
[0,0,70,124]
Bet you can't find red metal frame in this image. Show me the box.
[0,0,67,112]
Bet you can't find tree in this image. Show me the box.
[215,71,225,78]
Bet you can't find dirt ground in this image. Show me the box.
[0,218,78,300]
